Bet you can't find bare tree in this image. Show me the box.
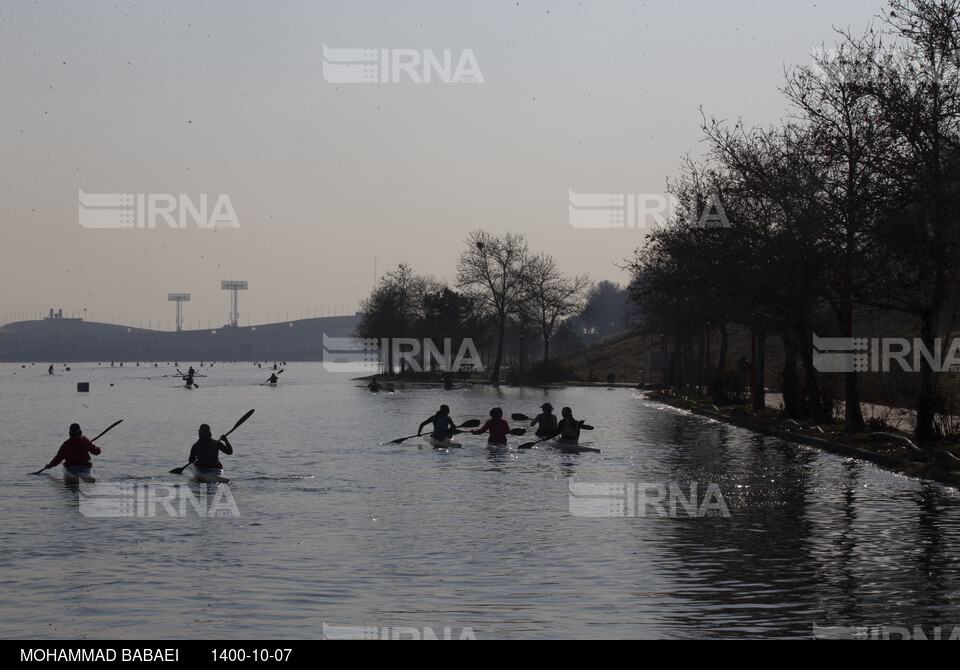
[864,0,960,444]
[456,230,530,383]
[523,252,590,367]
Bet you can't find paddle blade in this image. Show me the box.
[223,409,255,437]
[509,428,526,436]
[511,413,531,421]
[457,419,481,429]
[90,419,123,443]
[389,434,417,444]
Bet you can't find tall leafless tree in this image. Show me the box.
[456,230,531,383]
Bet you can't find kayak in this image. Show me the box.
[425,435,462,449]
[192,465,231,484]
[544,438,600,454]
[64,464,96,483]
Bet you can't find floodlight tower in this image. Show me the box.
[167,293,190,332]
[221,280,248,327]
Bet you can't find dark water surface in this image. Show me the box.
[2,363,959,639]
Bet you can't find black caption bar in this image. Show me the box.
[9,642,309,664]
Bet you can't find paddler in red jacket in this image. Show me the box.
[472,407,511,445]
[45,423,101,469]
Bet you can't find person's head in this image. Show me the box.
[439,405,450,415]
[69,423,81,437]
[490,407,503,419]
[561,407,573,418]
[199,424,212,437]
[541,403,554,413]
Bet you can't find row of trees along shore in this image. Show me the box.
[626,0,960,446]
[355,230,622,384]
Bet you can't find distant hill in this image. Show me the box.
[0,315,360,362]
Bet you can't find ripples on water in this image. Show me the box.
[2,363,959,639]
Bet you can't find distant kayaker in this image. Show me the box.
[556,407,581,442]
[418,404,456,439]
[188,424,233,469]
[530,402,558,438]
[472,407,510,445]
[185,372,195,387]
[267,373,279,385]
[45,423,101,470]
[48,364,54,374]
[368,377,382,392]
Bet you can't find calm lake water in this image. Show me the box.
[2,362,960,640]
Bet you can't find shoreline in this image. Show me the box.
[642,390,960,490]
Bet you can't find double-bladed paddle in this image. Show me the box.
[516,415,593,449]
[31,419,124,475]
[261,369,284,385]
[169,409,255,474]
[176,368,200,388]
[389,419,481,444]
[512,412,594,430]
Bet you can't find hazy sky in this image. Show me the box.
[0,0,887,330]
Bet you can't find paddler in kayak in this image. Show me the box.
[556,407,582,442]
[44,423,101,471]
[188,424,233,469]
[530,402,559,438]
[368,377,382,392]
[418,404,457,440]
[472,407,510,445]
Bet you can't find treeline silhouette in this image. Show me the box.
[355,230,628,383]
[625,0,960,445]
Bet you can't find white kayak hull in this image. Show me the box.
[64,465,96,483]
[425,435,462,449]
[192,466,231,484]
